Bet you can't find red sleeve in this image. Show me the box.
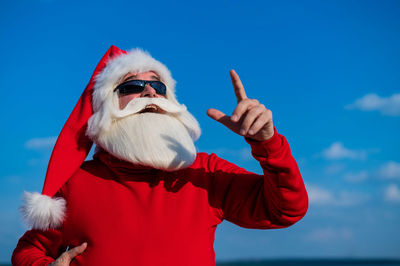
[11,228,64,266]
[208,127,308,229]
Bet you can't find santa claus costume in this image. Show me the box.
[12,45,308,266]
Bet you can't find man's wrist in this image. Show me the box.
[245,127,282,156]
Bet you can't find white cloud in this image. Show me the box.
[344,170,369,183]
[384,184,400,203]
[322,142,367,160]
[324,163,346,175]
[25,136,57,150]
[307,184,370,207]
[307,185,334,205]
[345,93,400,116]
[305,227,353,243]
[335,191,371,206]
[378,161,400,180]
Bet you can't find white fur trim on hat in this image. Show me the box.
[93,48,177,113]
[20,192,66,230]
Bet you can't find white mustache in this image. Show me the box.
[111,97,188,119]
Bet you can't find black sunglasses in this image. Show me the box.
[113,80,167,96]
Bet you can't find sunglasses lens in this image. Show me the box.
[150,81,167,96]
[118,84,145,96]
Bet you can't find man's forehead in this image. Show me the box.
[121,71,160,82]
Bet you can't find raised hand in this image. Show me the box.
[49,242,87,266]
[207,70,274,142]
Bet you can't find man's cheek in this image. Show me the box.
[119,94,140,109]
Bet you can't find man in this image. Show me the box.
[12,45,308,266]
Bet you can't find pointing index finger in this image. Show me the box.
[230,69,247,102]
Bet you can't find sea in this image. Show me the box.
[216,259,400,266]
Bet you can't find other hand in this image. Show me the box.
[207,70,274,142]
[49,242,87,266]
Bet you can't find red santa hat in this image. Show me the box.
[21,45,177,230]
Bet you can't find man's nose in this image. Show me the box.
[140,84,158,98]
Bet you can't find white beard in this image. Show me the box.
[87,97,201,171]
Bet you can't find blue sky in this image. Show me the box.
[1,0,399,262]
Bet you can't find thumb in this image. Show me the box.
[207,108,237,132]
[207,108,227,121]
[66,242,87,261]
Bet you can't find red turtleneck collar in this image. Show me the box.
[92,149,162,180]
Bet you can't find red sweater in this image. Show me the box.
[12,129,308,266]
